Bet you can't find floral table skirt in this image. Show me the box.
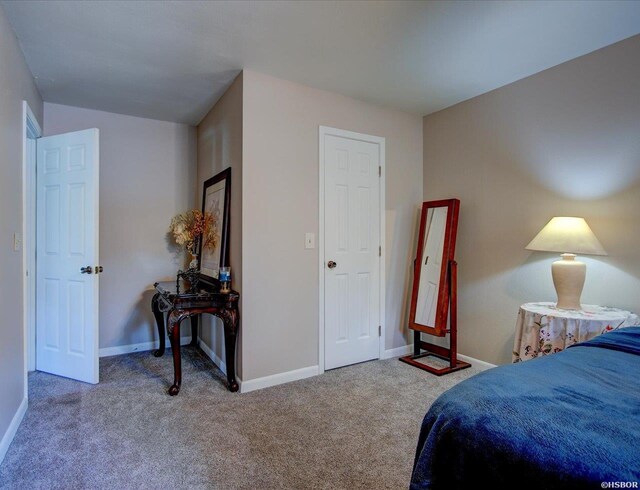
[512,302,639,362]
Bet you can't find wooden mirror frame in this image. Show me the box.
[400,198,470,375]
[408,198,459,337]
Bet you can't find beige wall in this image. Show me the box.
[196,74,243,376]
[44,103,196,350]
[423,35,640,365]
[242,70,423,381]
[0,5,42,453]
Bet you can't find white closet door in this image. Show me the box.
[36,128,100,384]
[324,133,381,370]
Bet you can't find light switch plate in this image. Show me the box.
[305,232,315,249]
[13,232,22,252]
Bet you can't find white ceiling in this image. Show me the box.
[3,0,640,125]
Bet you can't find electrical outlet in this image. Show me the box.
[13,232,22,252]
[305,232,315,249]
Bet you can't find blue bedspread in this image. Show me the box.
[411,327,640,489]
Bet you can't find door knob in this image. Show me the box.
[327,261,337,269]
[80,266,93,274]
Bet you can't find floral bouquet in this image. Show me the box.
[169,210,219,268]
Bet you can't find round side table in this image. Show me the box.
[512,302,639,362]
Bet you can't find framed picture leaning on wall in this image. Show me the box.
[198,168,231,281]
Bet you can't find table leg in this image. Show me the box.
[168,311,184,396]
[222,308,239,393]
[151,293,165,357]
[190,315,199,347]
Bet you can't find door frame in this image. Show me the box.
[22,101,42,397]
[318,126,386,374]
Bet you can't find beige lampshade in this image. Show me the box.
[526,217,607,256]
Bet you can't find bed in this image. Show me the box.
[410,327,640,489]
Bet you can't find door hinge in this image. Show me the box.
[379,246,381,257]
[378,325,382,337]
[378,166,381,177]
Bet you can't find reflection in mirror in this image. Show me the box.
[415,207,448,326]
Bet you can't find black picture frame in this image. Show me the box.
[197,168,231,283]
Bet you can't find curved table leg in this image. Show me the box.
[168,310,186,396]
[190,315,199,347]
[151,293,165,357]
[222,307,240,393]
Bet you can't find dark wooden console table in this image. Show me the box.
[151,279,239,395]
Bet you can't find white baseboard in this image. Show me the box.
[384,344,496,371]
[0,397,28,465]
[457,354,496,371]
[99,336,192,357]
[382,344,414,359]
[240,365,319,394]
[197,339,227,375]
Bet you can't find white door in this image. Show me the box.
[415,207,447,326]
[323,130,382,370]
[36,129,100,384]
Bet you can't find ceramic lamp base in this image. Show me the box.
[551,253,586,310]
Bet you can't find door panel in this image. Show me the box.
[36,128,99,384]
[324,133,381,370]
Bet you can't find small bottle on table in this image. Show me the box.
[219,267,231,293]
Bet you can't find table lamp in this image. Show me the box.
[526,217,606,310]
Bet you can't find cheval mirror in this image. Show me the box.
[399,199,471,375]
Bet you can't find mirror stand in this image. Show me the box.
[400,198,470,375]
[399,259,471,375]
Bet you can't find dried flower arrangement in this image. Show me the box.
[169,210,219,267]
